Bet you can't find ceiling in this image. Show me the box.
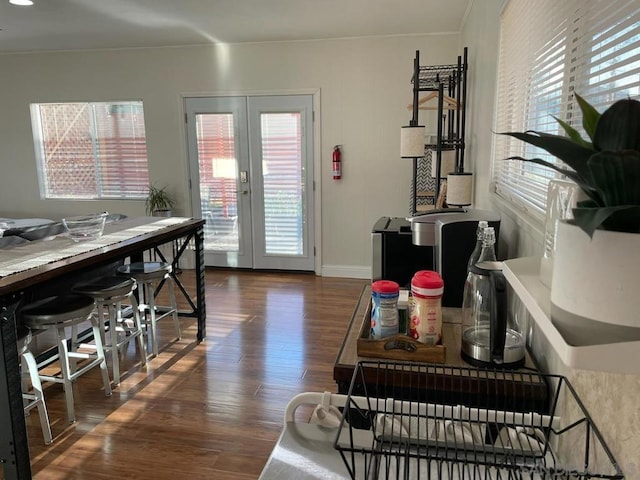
[0,0,472,53]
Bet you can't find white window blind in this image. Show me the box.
[30,101,150,200]
[492,0,640,222]
[260,112,304,256]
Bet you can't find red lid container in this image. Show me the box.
[371,280,400,294]
[411,270,444,298]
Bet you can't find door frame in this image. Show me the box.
[180,88,322,274]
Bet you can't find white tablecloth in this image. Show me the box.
[0,217,191,278]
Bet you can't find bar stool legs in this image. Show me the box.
[53,318,112,423]
[21,294,112,424]
[19,330,52,445]
[101,291,147,386]
[140,273,181,357]
[117,262,181,358]
[73,276,147,387]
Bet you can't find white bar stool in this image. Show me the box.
[72,276,147,386]
[17,326,53,445]
[116,262,180,357]
[20,294,112,424]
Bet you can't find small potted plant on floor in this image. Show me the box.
[498,94,640,344]
[145,184,174,217]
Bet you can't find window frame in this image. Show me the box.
[30,100,150,201]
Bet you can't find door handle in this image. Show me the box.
[242,190,249,195]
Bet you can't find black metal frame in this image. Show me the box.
[409,48,468,214]
[0,300,30,478]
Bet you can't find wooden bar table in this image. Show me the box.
[0,216,205,480]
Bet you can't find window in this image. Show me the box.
[492,0,640,222]
[30,101,150,199]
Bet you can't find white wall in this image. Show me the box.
[0,35,459,276]
[462,1,640,474]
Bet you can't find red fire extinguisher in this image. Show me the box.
[332,145,342,180]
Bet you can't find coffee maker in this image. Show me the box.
[408,208,501,307]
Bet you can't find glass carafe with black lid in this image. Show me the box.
[460,260,525,369]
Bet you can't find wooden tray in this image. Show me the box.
[356,302,446,363]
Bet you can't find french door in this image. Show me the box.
[185,95,314,270]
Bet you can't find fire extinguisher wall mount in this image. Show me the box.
[332,145,342,180]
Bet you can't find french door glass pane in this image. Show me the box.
[195,113,239,252]
[260,113,304,256]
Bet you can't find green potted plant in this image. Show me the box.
[499,94,640,237]
[145,184,174,217]
[498,94,640,344]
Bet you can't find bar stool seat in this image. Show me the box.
[72,276,147,386]
[20,294,112,424]
[17,326,53,445]
[116,262,180,357]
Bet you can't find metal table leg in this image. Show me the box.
[194,225,206,341]
[150,226,206,341]
[0,299,31,480]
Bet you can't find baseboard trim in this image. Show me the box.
[182,261,370,279]
[321,265,371,279]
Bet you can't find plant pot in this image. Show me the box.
[153,209,172,217]
[550,220,640,346]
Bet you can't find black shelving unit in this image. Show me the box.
[408,48,468,215]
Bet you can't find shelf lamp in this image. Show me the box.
[402,123,425,216]
[400,125,425,158]
[446,172,473,206]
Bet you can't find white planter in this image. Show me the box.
[152,209,172,217]
[550,221,640,345]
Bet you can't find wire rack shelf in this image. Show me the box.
[333,360,623,479]
[411,64,462,91]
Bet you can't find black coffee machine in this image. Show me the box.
[371,216,434,289]
[408,208,501,307]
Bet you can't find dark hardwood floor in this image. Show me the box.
[8,268,366,480]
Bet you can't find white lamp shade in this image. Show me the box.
[400,125,425,158]
[446,172,473,206]
[431,149,456,178]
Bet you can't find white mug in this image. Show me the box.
[495,426,545,453]
[310,404,342,428]
[374,413,408,439]
[430,419,485,445]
